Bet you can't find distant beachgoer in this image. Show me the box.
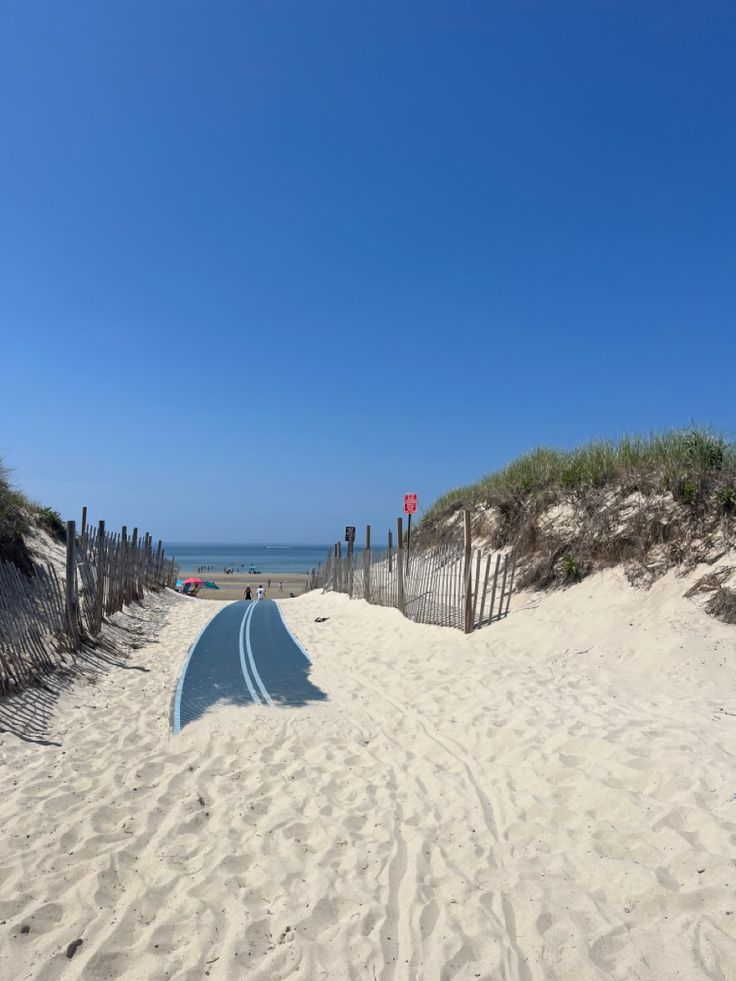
[257,585,265,600]
[267,578,271,588]
[244,585,252,601]
[278,581,283,591]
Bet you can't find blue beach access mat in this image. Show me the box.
[172,600,327,732]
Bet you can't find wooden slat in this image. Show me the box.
[478,554,492,626]
[488,553,501,623]
[496,553,510,622]
[503,553,517,618]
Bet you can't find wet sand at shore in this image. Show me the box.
[177,570,309,602]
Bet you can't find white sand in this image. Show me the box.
[2,569,736,980]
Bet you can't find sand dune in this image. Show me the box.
[2,568,736,979]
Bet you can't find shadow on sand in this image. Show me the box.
[0,604,165,746]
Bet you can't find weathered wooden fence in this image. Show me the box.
[0,561,67,692]
[319,510,515,633]
[0,509,178,695]
[73,518,177,637]
[304,566,323,593]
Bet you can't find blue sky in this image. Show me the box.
[2,1,735,542]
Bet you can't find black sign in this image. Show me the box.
[345,526,356,542]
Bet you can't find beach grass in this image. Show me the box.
[421,428,736,525]
[0,456,65,553]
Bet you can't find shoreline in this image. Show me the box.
[177,569,310,601]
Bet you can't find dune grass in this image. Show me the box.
[421,429,736,529]
[0,458,31,540]
[0,457,65,547]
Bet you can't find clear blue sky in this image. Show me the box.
[2,1,734,542]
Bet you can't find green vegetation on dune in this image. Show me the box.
[421,429,736,528]
[0,458,32,539]
[418,429,736,602]
[0,457,65,569]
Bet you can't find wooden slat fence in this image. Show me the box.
[303,565,323,593]
[75,519,178,637]
[0,508,179,695]
[0,561,68,692]
[317,511,515,633]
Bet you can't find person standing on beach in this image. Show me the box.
[244,585,252,600]
[257,585,265,601]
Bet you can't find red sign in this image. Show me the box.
[404,493,418,514]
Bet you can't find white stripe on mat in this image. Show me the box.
[238,602,262,705]
[246,600,274,706]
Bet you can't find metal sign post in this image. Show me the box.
[403,494,417,573]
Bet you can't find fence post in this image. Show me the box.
[131,528,139,600]
[388,529,393,572]
[65,520,79,651]
[347,535,354,597]
[397,517,405,615]
[364,525,371,602]
[121,526,129,606]
[81,506,88,541]
[143,534,151,588]
[94,520,106,633]
[463,510,473,634]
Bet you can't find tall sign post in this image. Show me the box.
[403,493,418,573]
[345,526,356,593]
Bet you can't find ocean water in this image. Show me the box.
[165,543,352,574]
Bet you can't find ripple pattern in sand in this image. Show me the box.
[2,578,736,980]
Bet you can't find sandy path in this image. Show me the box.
[1,570,736,979]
